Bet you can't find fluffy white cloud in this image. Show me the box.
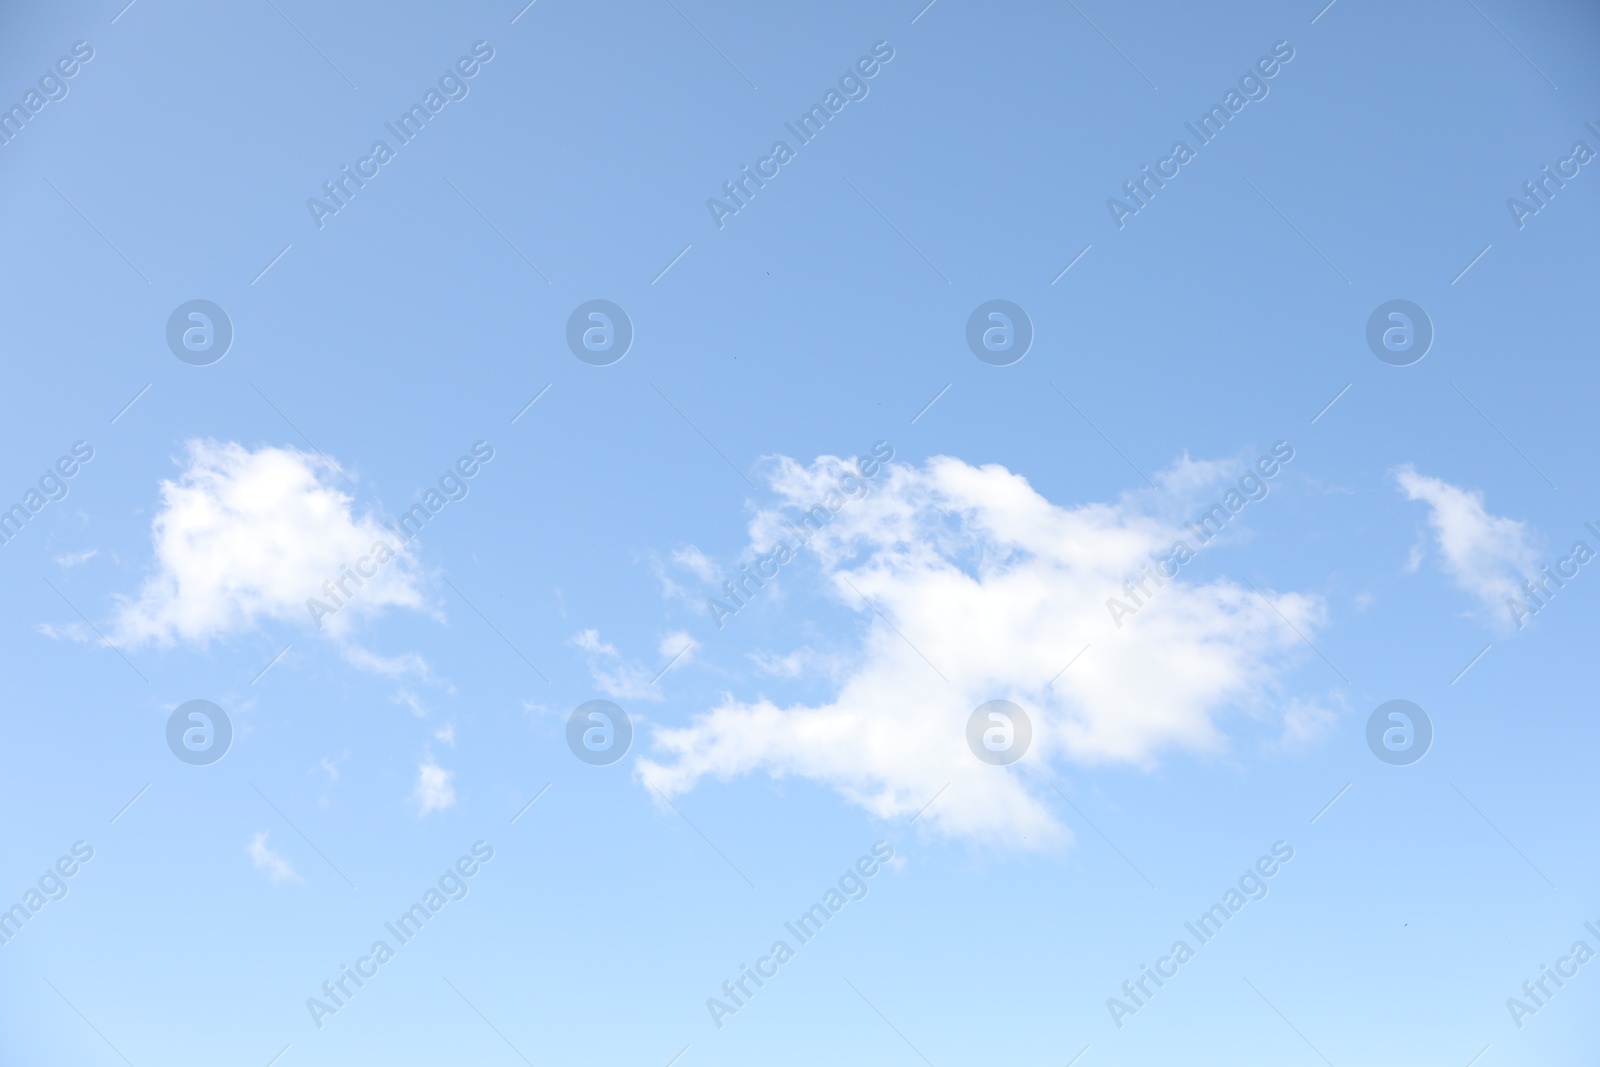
[1394,466,1539,617]
[112,441,424,645]
[415,761,456,815]
[247,832,302,884]
[640,452,1323,847]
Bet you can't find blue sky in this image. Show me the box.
[1,0,1598,1063]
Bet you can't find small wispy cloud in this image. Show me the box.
[748,646,840,679]
[247,832,303,884]
[571,628,662,701]
[1395,466,1540,621]
[658,631,698,665]
[572,628,618,657]
[672,546,719,583]
[1275,697,1340,750]
[343,646,434,679]
[415,761,456,815]
[656,546,719,606]
[35,621,96,643]
[54,549,98,568]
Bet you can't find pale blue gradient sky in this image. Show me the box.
[1,1,1598,1064]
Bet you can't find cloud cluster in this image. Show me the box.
[86,441,466,825]
[572,628,699,700]
[640,453,1323,847]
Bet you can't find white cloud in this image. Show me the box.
[54,549,98,568]
[415,761,456,815]
[434,723,456,747]
[247,832,302,884]
[639,452,1323,848]
[112,440,424,646]
[1394,466,1539,616]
